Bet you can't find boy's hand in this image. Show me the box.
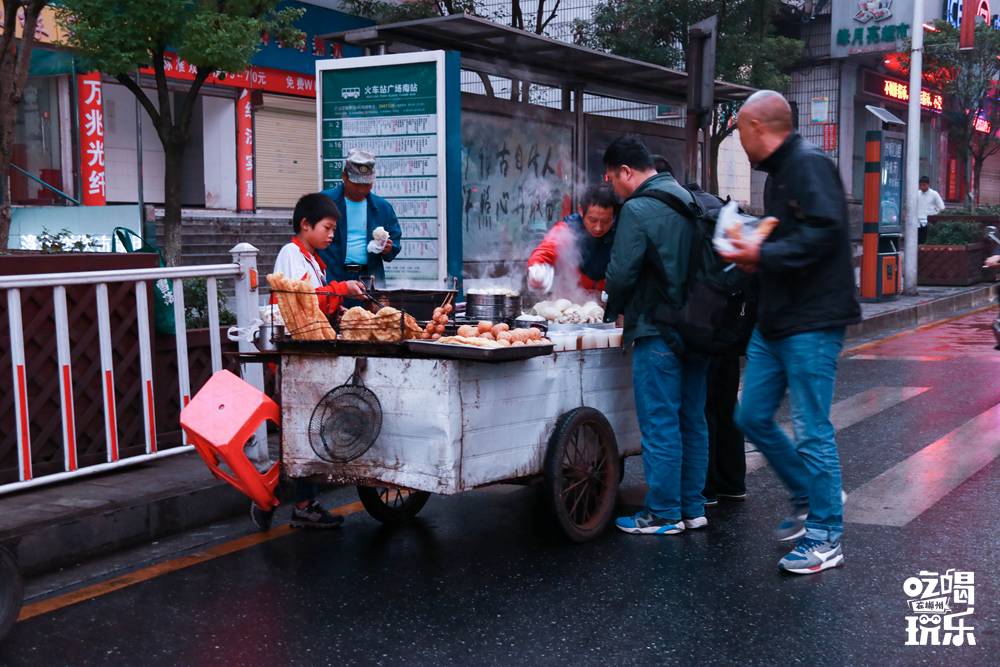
[381,238,394,256]
[344,280,366,296]
[985,255,1000,269]
[719,238,762,272]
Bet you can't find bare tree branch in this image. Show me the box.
[540,0,561,33]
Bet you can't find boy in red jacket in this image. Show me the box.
[527,184,617,293]
[256,193,365,531]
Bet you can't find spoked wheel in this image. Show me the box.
[543,407,621,542]
[0,547,23,641]
[357,486,431,525]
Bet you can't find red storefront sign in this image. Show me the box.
[236,89,255,211]
[140,53,316,98]
[76,73,106,206]
[862,71,944,111]
[822,123,838,152]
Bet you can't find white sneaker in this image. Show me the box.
[683,516,708,530]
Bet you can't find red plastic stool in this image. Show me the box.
[180,370,280,510]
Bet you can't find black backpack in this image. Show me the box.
[629,185,757,356]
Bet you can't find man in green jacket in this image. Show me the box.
[602,136,710,536]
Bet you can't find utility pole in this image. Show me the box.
[685,15,717,188]
[903,0,924,295]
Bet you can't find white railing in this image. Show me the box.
[0,243,267,495]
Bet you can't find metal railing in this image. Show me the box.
[8,164,81,206]
[0,243,266,495]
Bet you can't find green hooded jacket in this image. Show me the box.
[603,172,697,350]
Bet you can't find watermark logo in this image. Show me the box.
[903,569,976,646]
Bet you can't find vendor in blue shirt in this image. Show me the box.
[319,149,402,287]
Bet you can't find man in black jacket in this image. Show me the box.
[603,136,710,536]
[721,91,861,575]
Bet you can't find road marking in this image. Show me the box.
[17,500,366,622]
[846,404,1000,527]
[747,386,930,474]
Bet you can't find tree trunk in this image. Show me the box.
[162,142,186,265]
[0,112,13,253]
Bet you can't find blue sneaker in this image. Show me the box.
[615,510,684,535]
[779,537,845,575]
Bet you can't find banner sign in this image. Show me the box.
[318,52,458,286]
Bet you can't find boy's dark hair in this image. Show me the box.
[602,136,654,171]
[292,193,340,233]
[579,184,618,213]
[919,175,930,184]
[651,154,673,175]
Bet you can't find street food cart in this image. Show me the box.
[185,278,639,543]
[275,332,638,542]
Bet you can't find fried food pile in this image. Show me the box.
[340,306,423,343]
[438,321,550,348]
[266,273,336,341]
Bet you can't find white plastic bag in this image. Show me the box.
[713,201,762,254]
[367,226,390,253]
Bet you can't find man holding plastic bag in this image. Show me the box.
[319,149,402,288]
[720,91,860,575]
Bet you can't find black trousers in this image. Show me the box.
[918,225,928,245]
[703,354,746,498]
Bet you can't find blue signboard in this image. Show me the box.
[250,1,372,75]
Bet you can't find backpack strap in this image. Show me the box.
[627,189,705,291]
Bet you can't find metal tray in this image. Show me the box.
[405,340,554,362]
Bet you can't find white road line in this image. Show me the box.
[746,386,930,475]
[846,403,1000,527]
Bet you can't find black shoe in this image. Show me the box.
[250,502,274,532]
[291,501,345,529]
[717,492,747,502]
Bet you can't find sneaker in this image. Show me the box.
[615,510,684,535]
[779,537,845,575]
[717,492,747,502]
[250,502,274,532]
[683,516,708,530]
[291,501,345,529]
[775,507,809,542]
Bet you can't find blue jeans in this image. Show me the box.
[735,328,845,542]
[631,336,710,521]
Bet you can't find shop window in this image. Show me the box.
[10,76,64,205]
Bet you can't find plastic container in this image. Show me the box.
[608,329,623,348]
[581,330,610,350]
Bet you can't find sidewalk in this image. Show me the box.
[2,282,996,578]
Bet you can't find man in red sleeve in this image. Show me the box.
[527,184,618,294]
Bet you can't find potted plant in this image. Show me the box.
[918,221,989,286]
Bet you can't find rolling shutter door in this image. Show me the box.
[255,95,317,208]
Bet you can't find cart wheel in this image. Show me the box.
[0,547,23,641]
[357,486,431,525]
[543,407,621,542]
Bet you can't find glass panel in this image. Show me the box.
[10,76,64,205]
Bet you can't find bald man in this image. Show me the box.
[720,90,860,575]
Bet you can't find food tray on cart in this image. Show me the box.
[405,339,554,362]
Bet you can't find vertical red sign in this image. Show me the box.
[236,89,254,212]
[77,73,106,206]
[822,123,838,152]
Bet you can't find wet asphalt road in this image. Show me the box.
[3,310,999,666]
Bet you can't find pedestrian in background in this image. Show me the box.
[916,175,945,244]
[721,91,860,575]
[602,136,710,536]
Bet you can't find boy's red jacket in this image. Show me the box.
[272,237,352,314]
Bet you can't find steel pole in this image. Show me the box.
[903,0,925,295]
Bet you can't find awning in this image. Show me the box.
[321,13,756,106]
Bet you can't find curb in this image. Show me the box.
[0,463,245,578]
[847,283,997,341]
